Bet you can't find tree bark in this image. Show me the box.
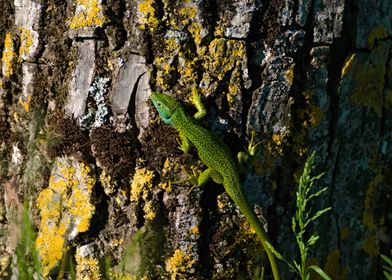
[0,0,391,279]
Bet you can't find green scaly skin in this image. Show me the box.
[150,92,280,280]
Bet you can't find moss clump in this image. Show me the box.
[45,113,91,159]
[90,126,138,177]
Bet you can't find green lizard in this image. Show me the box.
[150,91,280,280]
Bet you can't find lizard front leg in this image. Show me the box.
[190,87,206,120]
[178,132,192,153]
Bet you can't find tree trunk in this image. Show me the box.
[0,0,391,279]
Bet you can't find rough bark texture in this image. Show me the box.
[0,0,391,279]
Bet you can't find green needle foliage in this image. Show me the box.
[381,250,392,280]
[267,151,331,280]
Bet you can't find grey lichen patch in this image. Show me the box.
[80,76,112,130]
[223,0,256,39]
[313,0,345,44]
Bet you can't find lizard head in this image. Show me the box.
[150,92,180,124]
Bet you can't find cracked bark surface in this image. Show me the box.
[0,0,391,279]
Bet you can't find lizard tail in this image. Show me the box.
[233,195,280,280]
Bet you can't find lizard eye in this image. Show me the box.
[157,102,162,107]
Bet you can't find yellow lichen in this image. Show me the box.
[351,41,390,115]
[2,33,15,78]
[152,14,245,101]
[323,250,347,280]
[158,181,173,193]
[18,27,33,62]
[70,0,106,29]
[217,194,228,209]
[240,220,256,236]
[166,249,195,280]
[190,226,199,235]
[272,134,282,146]
[202,38,246,82]
[99,169,117,195]
[138,0,159,31]
[130,167,154,202]
[285,66,295,86]
[19,95,31,112]
[36,158,96,276]
[368,26,389,49]
[227,68,241,104]
[110,238,124,248]
[302,91,323,128]
[362,172,383,231]
[75,247,101,280]
[266,133,285,155]
[340,227,349,240]
[143,200,157,221]
[362,235,379,258]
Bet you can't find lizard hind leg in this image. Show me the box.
[188,168,223,194]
